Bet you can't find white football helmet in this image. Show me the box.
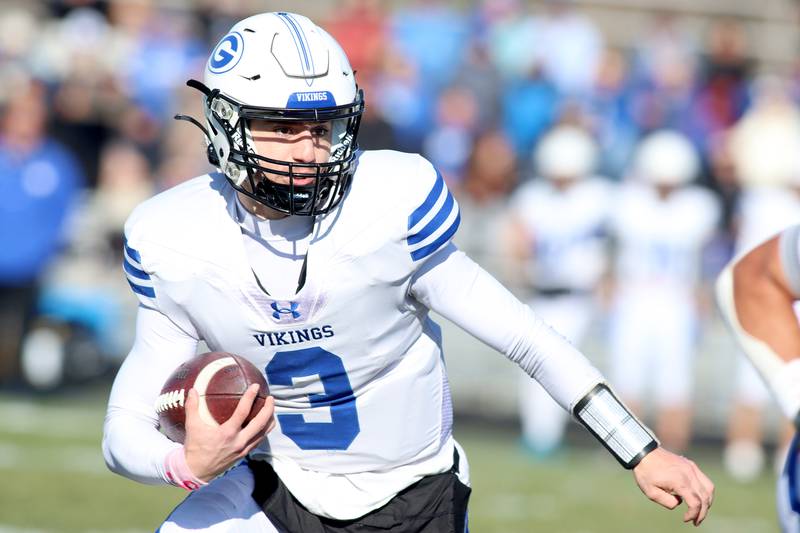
[177,12,364,215]
[535,125,597,181]
[633,130,699,187]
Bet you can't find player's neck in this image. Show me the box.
[237,192,289,220]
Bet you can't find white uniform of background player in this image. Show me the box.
[608,131,720,452]
[506,126,612,456]
[101,13,714,533]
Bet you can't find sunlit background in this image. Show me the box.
[2,0,800,531]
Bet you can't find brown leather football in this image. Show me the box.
[155,352,269,444]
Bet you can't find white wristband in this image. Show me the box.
[573,383,658,469]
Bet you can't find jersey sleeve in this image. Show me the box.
[123,236,159,310]
[103,305,199,485]
[409,244,603,411]
[122,208,198,338]
[403,157,461,266]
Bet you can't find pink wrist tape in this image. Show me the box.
[165,447,208,491]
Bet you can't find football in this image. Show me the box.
[155,352,269,443]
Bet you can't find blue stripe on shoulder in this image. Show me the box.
[411,211,460,261]
[409,170,445,229]
[128,279,156,298]
[123,257,151,280]
[124,241,143,264]
[408,191,455,246]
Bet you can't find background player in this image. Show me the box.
[103,12,714,532]
[608,130,721,453]
[716,224,800,531]
[504,124,612,458]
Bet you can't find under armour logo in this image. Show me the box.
[271,301,301,320]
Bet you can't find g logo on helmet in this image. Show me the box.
[208,32,244,74]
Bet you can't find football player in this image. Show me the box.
[608,130,720,453]
[102,12,714,532]
[717,225,800,532]
[723,172,800,481]
[505,125,612,457]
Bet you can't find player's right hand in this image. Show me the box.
[183,384,275,482]
[632,447,714,526]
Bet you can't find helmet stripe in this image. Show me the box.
[276,12,314,82]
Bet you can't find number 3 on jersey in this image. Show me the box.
[266,347,360,450]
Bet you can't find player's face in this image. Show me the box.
[249,120,333,186]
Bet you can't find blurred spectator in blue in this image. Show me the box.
[111,0,205,146]
[384,0,469,146]
[452,38,501,130]
[689,18,752,173]
[391,0,469,92]
[501,63,559,161]
[484,1,561,164]
[535,0,603,99]
[423,85,480,184]
[18,139,153,389]
[484,0,539,80]
[629,11,698,135]
[587,47,639,178]
[0,74,84,384]
[371,44,430,152]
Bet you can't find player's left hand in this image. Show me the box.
[632,447,714,526]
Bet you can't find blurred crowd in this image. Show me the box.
[3,0,800,482]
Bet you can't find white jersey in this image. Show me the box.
[122,151,460,510]
[736,186,800,254]
[510,177,612,291]
[108,150,604,520]
[610,183,720,293]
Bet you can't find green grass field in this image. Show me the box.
[0,385,779,532]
